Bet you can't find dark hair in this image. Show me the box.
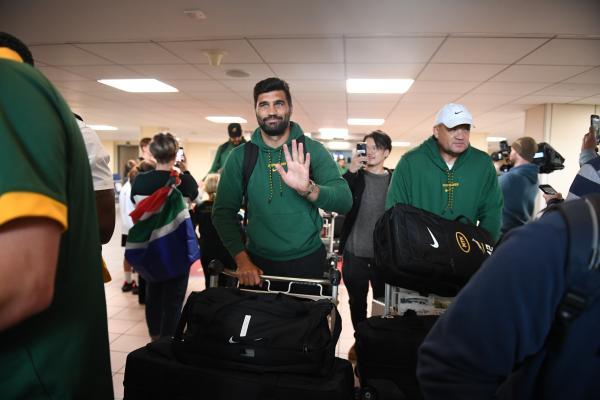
[138,159,157,172]
[149,132,178,164]
[0,32,34,66]
[139,137,152,148]
[253,77,292,107]
[363,130,392,152]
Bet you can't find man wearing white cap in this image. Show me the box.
[386,103,503,242]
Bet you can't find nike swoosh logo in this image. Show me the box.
[427,227,439,248]
[228,336,239,344]
[454,111,463,114]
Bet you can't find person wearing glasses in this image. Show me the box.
[386,103,502,243]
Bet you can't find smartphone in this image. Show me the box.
[538,184,557,195]
[591,114,600,144]
[176,146,185,163]
[356,142,367,166]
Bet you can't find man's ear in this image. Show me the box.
[383,149,390,159]
[432,125,440,140]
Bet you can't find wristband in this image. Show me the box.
[302,179,317,197]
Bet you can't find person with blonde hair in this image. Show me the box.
[193,173,236,288]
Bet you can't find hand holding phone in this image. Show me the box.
[356,142,367,166]
[591,114,600,144]
[176,146,185,163]
[538,184,557,195]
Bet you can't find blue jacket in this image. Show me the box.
[417,210,600,399]
[498,163,539,234]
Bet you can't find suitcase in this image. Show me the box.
[123,339,354,400]
[355,284,444,400]
[354,310,439,400]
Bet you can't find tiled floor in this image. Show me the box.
[102,213,370,399]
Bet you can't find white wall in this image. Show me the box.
[544,104,600,194]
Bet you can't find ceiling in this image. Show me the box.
[2,0,600,146]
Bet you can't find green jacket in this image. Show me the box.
[212,122,352,261]
[208,138,246,174]
[386,136,503,242]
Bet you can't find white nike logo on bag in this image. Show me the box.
[427,227,439,248]
[228,336,239,344]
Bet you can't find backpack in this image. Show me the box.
[372,204,495,297]
[172,287,342,376]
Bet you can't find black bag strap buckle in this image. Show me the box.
[556,290,587,323]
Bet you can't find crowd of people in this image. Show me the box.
[1,30,598,399]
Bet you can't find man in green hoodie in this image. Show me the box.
[386,103,502,242]
[213,77,352,286]
[207,122,246,174]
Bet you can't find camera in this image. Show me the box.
[493,140,565,174]
[532,142,565,174]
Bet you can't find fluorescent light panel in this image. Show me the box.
[346,79,414,94]
[98,79,178,93]
[89,124,118,131]
[347,118,385,126]
[392,141,411,147]
[487,136,507,142]
[318,128,348,139]
[206,116,247,123]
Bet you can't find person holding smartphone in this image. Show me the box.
[339,131,393,360]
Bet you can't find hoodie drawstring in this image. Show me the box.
[267,147,284,203]
[443,168,459,210]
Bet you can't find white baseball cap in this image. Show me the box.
[435,103,473,128]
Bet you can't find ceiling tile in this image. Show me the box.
[163,79,229,92]
[563,67,600,84]
[77,42,185,64]
[293,92,347,103]
[285,80,346,92]
[250,38,343,63]
[347,93,401,103]
[419,64,507,81]
[345,37,444,64]
[219,79,260,93]
[432,37,547,64]
[409,80,480,94]
[491,65,590,83]
[127,64,209,79]
[38,66,87,81]
[518,39,600,66]
[534,83,600,97]
[195,63,273,80]
[270,63,345,80]
[346,63,424,79]
[30,44,112,66]
[513,95,583,105]
[186,91,246,102]
[400,92,459,106]
[472,82,550,95]
[62,65,142,80]
[347,102,396,117]
[159,40,262,64]
[56,80,116,93]
[570,95,600,105]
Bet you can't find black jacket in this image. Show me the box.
[339,168,392,253]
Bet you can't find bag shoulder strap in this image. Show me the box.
[549,195,600,348]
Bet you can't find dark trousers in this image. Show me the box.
[342,249,385,331]
[248,245,328,294]
[145,271,190,339]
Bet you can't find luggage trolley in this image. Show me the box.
[372,284,453,317]
[207,254,342,333]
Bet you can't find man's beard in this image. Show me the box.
[257,113,290,137]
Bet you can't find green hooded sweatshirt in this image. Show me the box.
[385,136,503,242]
[207,138,246,174]
[212,122,352,261]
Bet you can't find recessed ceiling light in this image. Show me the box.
[392,141,411,147]
[348,118,385,126]
[226,69,251,78]
[318,128,348,139]
[346,79,414,94]
[88,124,118,131]
[206,116,247,123]
[487,136,507,142]
[326,141,351,150]
[98,79,178,93]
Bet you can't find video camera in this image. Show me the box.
[495,140,565,174]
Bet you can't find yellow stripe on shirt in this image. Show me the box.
[0,192,68,230]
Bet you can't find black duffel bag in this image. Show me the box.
[373,203,494,297]
[172,287,341,376]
